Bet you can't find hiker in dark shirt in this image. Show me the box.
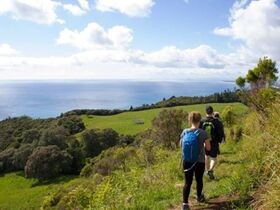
[180,111,211,210]
[200,105,224,180]
[214,112,226,143]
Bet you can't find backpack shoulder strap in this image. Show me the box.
[193,129,200,136]
[184,128,191,135]
[181,128,189,139]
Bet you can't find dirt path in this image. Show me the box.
[169,195,240,210]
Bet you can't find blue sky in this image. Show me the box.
[0,0,280,80]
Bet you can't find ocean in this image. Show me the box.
[0,80,236,120]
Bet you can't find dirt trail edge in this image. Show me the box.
[169,195,240,210]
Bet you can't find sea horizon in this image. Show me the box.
[0,80,236,120]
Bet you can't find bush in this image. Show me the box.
[58,116,85,135]
[22,129,41,144]
[139,139,156,167]
[66,137,85,174]
[25,145,72,181]
[0,148,16,172]
[81,146,136,177]
[81,129,103,158]
[101,128,120,148]
[151,109,187,149]
[221,106,235,127]
[230,126,243,142]
[119,134,135,146]
[38,128,69,150]
[12,144,33,170]
[81,128,120,158]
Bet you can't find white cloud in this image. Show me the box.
[57,22,133,50]
[134,45,226,69]
[8,0,280,82]
[95,0,155,17]
[0,16,238,81]
[0,0,64,24]
[0,44,18,56]
[63,4,86,16]
[56,23,226,69]
[77,0,90,10]
[214,0,280,61]
[0,53,234,81]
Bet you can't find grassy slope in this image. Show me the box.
[0,103,248,210]
[132,138,247,209]
[48,136,248,210]
[82,103,246,135]
[0,172,78,210]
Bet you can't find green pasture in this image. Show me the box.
[82,103,247,135]
[0,172,77,210]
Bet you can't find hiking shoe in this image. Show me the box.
[196,193,205,203]
[182,203,190,210]
[207,170,215,180]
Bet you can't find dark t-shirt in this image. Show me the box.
[200,116,224,157]
[180,128,208,163]
[200,116,223,143]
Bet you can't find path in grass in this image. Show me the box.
[170,195,240,210]
[82,103,247,135]
[169,138,245,210]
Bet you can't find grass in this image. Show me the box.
[42,136,251,210]
[0,172,78,210]
[0,103,249,210]
[82,103,247,135]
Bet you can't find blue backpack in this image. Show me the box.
[182,129,200,162]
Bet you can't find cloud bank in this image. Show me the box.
[1,0,280,80]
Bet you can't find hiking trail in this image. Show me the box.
[169,139,244,210]
[169,194,240,210]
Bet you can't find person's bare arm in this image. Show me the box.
[179,138,182,148]
[205,139,211,151]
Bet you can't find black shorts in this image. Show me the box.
[205,142,220,158]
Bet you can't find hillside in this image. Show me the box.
[0,103,247,210]
[82,103,246,135]
[41,127,249,210]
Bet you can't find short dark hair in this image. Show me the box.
[205,105,213,115]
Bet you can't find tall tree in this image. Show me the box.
[236,57,278,117]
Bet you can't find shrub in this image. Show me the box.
[101,128,120,149]
[58,116,85,135]
[139,139,156,167]
[81,128,120,158]
[119,134,135,146]
[96,147,136,175]
[81,146,136,177]
[38,127,69,150]
[151,109,187,149]
[233,126,243,142]
[81,129,103,158]
[0,148,16,172]
[66,137,85,174]
[25,145,72,181]
[12,144,33,170]
[221,106,235,127]
[22,129,41,144]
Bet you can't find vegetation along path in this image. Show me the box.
[169,138,248,210]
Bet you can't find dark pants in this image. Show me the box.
[183,161,205,203]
